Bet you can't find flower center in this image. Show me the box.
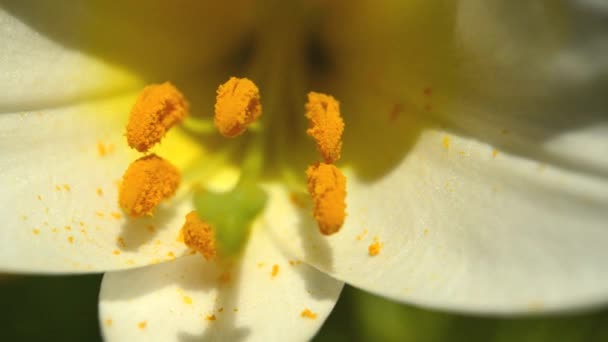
[117,4,347,260]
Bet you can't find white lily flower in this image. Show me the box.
[1,0,608,341]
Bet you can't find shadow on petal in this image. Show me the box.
[117,204,178,252]
[178,259,251,342]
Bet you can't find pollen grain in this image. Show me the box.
[118,154,180,217]
[368,238,383,256]
[300,308,318,319]
[214,77,262,137]
[126,82,188,152]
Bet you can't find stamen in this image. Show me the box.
[305,92,344,163]
[214,77,262,137]
[119,154,180,217]
[181,211,216,260]
[306,162,347,235]
[126,82,189,152]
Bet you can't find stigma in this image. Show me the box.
[214,77,262,137]
[126,82,189,152]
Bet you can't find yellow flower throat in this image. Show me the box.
[118,77,347,259]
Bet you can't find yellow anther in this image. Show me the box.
[181,211,216,260]
[306,162,347,235]
[119,154,180,217]
[126,82,189,152]
[305,92,344,163]
[214,77,262,137]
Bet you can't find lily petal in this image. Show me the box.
[99,225,343,342]
[263,0,608,314]
[265,102,608,314]
[0,6,139,111]
[0,94,209,273]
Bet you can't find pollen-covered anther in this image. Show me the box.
[126,82,189,152]
[119,154,180,217]
[214,77,262,138]
[181,211,216,260]
[306,162,347,235]
[305,92,344,163]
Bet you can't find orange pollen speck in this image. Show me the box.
[368,239,383,256]
[126,82,188,152]
[118,154,180,217]
[138,321,147,329]
[271,264,279,278]
[306,163,347,235]
[305,92,344,163]
[181,211,216,260]
[214,77,262,137]
[206,314,217,321]
[301,309,318,319]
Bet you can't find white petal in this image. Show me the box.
[0,7,139,111]
[0,94,211,273]
[0,1,257,110]
[265,103,608,313]
[99,226,343,342]
[272,0,608,313]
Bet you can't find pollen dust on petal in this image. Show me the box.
[368,237,383,257]
[305,92,344,163]
[442,136,450,149]
[205,314,216,321]
[138,321,147,329]
[105,319,113,327]
[97,141,115,157]
[356,228,368,241]
[300,309,318,319]
[214,77,262,137]
[126,82,188,152]
[271,264,279,278]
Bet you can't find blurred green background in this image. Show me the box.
[2,275,608,341]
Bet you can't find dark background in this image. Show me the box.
[2,275,608,341]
